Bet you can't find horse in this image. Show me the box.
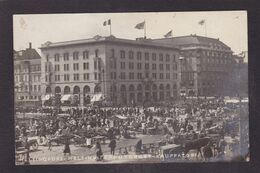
[182,137,212,159]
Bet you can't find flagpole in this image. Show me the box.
[205,20,207,37]
[110,21,112,36]
[144,20,146,39]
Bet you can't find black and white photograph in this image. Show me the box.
[12,11,249,165]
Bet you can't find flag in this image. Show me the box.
[239,51,245,57]
[135,21,145,29]
[103,19,111,26]
[198,20,205,25]
[164,30,172,38]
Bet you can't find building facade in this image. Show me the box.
[40,35,180,106]
[153,35,238,97]
[14,43,42,106]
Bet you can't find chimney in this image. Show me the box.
[29,42,32,49]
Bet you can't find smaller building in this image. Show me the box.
[14,43,42,107]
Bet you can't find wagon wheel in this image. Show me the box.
[31,142,39,150]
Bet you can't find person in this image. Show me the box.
[203,142,213,161]
[108,139,116,155]
[135,139,142,154]
[96,141,103,161]
[63,138,71,156]
[24,137,30,165]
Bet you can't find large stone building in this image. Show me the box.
[14,43,42,106]
[39,35,180,106]
[152,35,238,97]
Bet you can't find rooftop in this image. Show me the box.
[39,35,180,51]
[152,34,231,51]
[14,44,41,61]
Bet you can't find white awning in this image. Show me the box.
[114,115,128,120]
[91,94,104,102]
[224,99,239,103]
[41,94,53,101]
[61,94,72,102]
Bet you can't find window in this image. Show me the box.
[83,62,89,70]
[63,53,69,61]
[166,54,170,62]
[120,62,125,69]
[128,51,134,59]
[84,73,89,81]
[64,64,69,71]
[137,73,142,79]
[145,63,149,70]
[159,73,164,79]
[137,63,142,70]
[120,72,126,80]
[94,60,97,70]
[159,53,163,61]
[145,73,149,78]
[73,51,79,60]
[94,72,97,80]
[159,64,164,70]
[152,73,157,79]
[34,85,37,91]
[166,64,170,71]
[54,54,60,62]
[173,64,177,71]
[73,63,79,71]
[54,64,60,71]
[129,62,134,70]
[46,54,49,62]
[120,50,125,59]
[64,74,70,81]
[111,49,115,57]
[55,75,60,81]
[166,73,170,79]
[38,85,41,92]
[98,73,101,80]
[137,51,142,60]
[152,64,156,70]
[152,53,156,61]
[73,73,79,81]
[129,72,134,79]
[95,49,99,57]
[110,72,113,79]
[98,59,101,70]
[83,51,89,59]
[113,72,117,79]
[145,52,149,61]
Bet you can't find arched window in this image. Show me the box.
[145,84,151,91]
[64,86,70,94]
[159,84,164,90]
[166,84,171,90]
[137,84,142,91]
[73,86,80,94]
[46,86,52,94]
[129,85,135,92]
[152,84,157,91]
[54,86,61,94]
[120,85,126,92]
[83,85,90,94]
[94,84,101,93]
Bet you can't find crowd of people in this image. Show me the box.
[15,97,249,162]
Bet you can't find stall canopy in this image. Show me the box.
[61,94,72,102]
[114,115,128,120]
[41,94,53,101]
[91,94,104,102]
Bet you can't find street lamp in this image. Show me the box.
[179,56,185,99]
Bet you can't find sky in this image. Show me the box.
[13,11,247,59]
